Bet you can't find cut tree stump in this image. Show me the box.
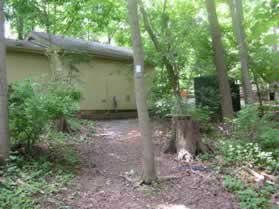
[164,118,177,154]
[165,115,206,162]
[55,116,71,133]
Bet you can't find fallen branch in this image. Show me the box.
[243,168,277,185]
[260,172,278,184]
[243,168,265,182]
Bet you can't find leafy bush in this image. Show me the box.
[149,96,175,117]
[219,141,278,172]
[42,80,81,119]
[215,105,279,172]
[9,79,49,147]
[8,78,81,147]
[232,105,279,152]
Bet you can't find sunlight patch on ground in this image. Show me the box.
[156,204,191,209]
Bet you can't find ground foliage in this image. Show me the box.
[223,175,278,209]
[206,105,279,209]
[0,148,77,209]
[0,118,95,209]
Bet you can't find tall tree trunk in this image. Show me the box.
[206,0,234,119]
[228,0,254,104]
[0,0,10,161]
[127,0,157,184]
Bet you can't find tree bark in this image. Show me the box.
[0,0,10,161]
[206,0,234,119]
[175,116,202,161]
[127,0,157,184]
[55,116,71,133]
[228,0,254,104]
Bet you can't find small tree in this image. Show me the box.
[127,0,157,184]
[0,0,10,161]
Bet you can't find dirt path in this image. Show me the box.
[58,119,240,209]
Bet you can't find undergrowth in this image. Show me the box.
[43,118,96,144]
[223,175,278,209]
[201,105,279,209]
[0,118,95,209]
[0,147,78,209]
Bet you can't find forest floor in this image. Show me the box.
[45,119,240,209]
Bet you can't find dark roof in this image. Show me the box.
[26,32,133,61]
[5,39,45,54]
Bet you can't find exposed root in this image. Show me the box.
[177,149,194,162]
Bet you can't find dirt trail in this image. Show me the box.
[57,119,240,209]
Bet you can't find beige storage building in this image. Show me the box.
[5,32,154,117]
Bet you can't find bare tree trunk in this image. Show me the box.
[228,0,254,104]
[0,0,10,161]
[127,0,157,184]
[206,0,234,119]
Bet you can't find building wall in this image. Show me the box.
[6,50,154,111]
[7,51,50,82]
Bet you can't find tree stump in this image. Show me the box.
[164,117,177,154]
[175,116,201,161]
[165,115,204,162]
[55,116,70,133]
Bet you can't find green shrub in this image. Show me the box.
[219,141,278,172]
[149,96,175,117]
[42,80,81,119]
[232,105,279,152]
[9,79,49,147]
[8,78,81,147]
[216,105,279,172]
